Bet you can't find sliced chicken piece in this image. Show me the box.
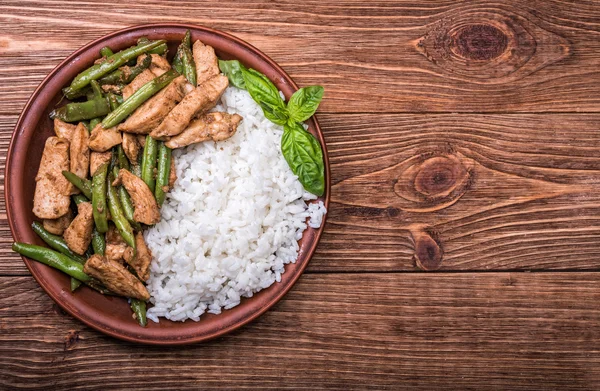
[43,209,73,235]
[54,118,76,141]
[101,84,122,94]
[90,151,112,176]
[89,123,122,152]
[105,224,129,262]
[123,232,152,281]
[165,112,242,149]
[168,157,177,189]
[84,255,150,300]
[193,40,220,85]
[150,74,228,140]
[122,69,156,100]
[117,75,189,134]
[122,132,141,164]
[69,123,90,191]
[33,137,71,219]
[63,202,94,255]
[137,134,146,148]
[148,54,171,77]
[113,169,160,225]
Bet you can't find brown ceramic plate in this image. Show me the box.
[5,23,330,345]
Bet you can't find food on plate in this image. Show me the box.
[13,31,326,327]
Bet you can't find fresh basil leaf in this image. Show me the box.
[287,86,324,122]
[260,102,288,125]
[281,122,325,196]
[242,68,285,110]
[218,60,246,89]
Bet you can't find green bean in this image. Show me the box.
[90,80,103,99]
[98,53,152,85]
[32,221,87,292]
[86,89,97,101]
[62,171,93,199]
[67,39,167,92]
[89,117,102,130]
[107,92,120,111]
[12,243,90,282]
[117,145,130,170]
[31,222,87,264]
[107,173,136,249]
[155,142,172,206]
[118,185,141,232]
[70,278,82,292]
[92,163,109,233]
[101,69,179,128]
[141,135,158,193]
[172,48,183,74]
[100,46,114,58]
[49,97,110,122]
[63,86,91,100]
[72,194,88,205]
[138,37,168,56]
[91,227,105,256]
[130,299,147,327]
[81,120,91,132]
[180,31,196,86]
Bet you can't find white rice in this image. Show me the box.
[144,86,327,323]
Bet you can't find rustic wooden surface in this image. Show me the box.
[2,0,600,389]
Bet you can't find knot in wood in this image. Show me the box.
[411,228,443,271]
[393,152,472,212]
[451,24,508,61]
[415,10,570,83]
[414,157,464,198]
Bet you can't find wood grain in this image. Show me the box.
[2,0,600,389]
[1,0,600,113]
[2,273,600,390]
[4,113,600,274]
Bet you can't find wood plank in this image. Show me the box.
[1,0,600,113]
[1,273,600,389]
[4,113,600,274]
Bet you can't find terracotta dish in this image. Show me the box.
[5,24,330,345]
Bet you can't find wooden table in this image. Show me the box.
[2,1,600,389]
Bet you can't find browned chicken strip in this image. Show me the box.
[89,123,122,152]
[63,202,94,255]
[137,134,146,147]
[168,157,177,189]
[105,224,128,262]
[117,76,189,134]
[148,54,171,77]
[151,74,228,140]
[84,255,150,300]
[54,118,76,141]
[193,40,220,85]
[113,169,160,225]
[123,232,152,281]
[69,123,90,192]
[122,132,141,164]
[33,137,71,219]
[101,84,122,94]
[90,151,112,176]
[43,209,73,235]
[122,69,156,100]
[165,112,242,149]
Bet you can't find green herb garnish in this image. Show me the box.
[219,60,325,196]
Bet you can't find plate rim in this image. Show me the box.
[5,23,331,345]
